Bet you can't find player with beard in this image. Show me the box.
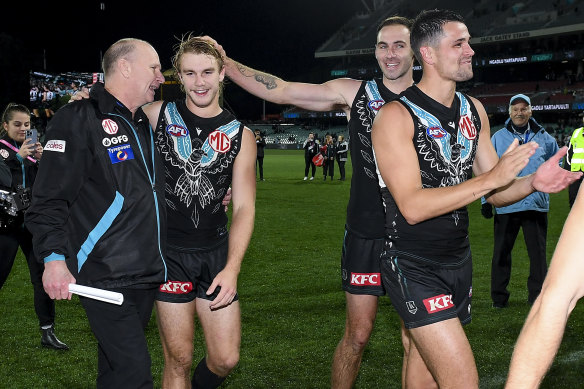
[142,36,256,389]
[208,16,438,388]
[372,9,580,388]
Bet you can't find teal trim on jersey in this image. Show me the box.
[165,102,192,160]
[365,80,382,101]
[77,191,124,272]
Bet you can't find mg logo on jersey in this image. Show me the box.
[427,126,447,139]
[368,100,384,111]
[350,272,381,286]
[208,130,231,153]
[102,119,119,135]
[423,294,454,313]
[459,115,477,140]
[166,124,189,137]
[159,281,193,294]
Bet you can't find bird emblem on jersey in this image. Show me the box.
[157,103,241,227]
[401,95,477,187]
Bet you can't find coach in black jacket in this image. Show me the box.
[26,38,167,389]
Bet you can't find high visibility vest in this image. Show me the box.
[569,127,584,172]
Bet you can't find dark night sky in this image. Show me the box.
[2,1,365,120]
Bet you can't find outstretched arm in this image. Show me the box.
[206,36,359,115]
[506,184,584,388]
[207,128,256,310]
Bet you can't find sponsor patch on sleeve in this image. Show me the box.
[44,140,66,153]
[107,143,135,164]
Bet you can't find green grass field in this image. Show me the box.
[1,148,582,388]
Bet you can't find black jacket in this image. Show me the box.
[256,136,265,158]
[0,157,10,188]
[0,135,38,191]
[26,83,167,289]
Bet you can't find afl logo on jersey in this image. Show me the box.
[102,119,119,135]
[166,124,189,137]
[427,126,447,138]
[208,130,231,153]
[459,116,477,140]
[368,100,384,111]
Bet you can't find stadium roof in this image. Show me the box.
[315,0,584,58]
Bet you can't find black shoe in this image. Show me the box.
[41,326,69,350]
[492,302,508,309]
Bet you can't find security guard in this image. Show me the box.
[565,113,584,207]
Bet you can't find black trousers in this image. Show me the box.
[338,161,346,180]
[0,226,55,327]
[81,287,157,389]
[323,158,334,178]
[256,157,264,180]
[304,155,316,177]
[491,211,548,305]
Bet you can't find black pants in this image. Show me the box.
[304,155,316,177]
[0,226,55,327]
[81,287,157,389]
[491,211,548,305]
[338,161,346,180]
[323,158,334,178]
[256,157,264,180]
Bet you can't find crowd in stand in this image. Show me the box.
[29,80,90,134]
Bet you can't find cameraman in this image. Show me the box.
[0,103,68,350]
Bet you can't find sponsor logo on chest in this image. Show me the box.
[459,115,477,140]
[368,100,384,111]
[166,124,189,137]
[107,143,135,164]
[102,135,129,147]
[208,130,231,153]
[102,119,119,135]
[426,126,447,139]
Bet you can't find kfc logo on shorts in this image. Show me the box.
[159,281,193,294]
[102,119,119,135]
[423,294,454,313]
[459,115,477,140]
[208,130,231,153]
[350,272,381,286]
[368,100,384,111]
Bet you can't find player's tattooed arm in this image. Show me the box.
[236,63,278,90]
